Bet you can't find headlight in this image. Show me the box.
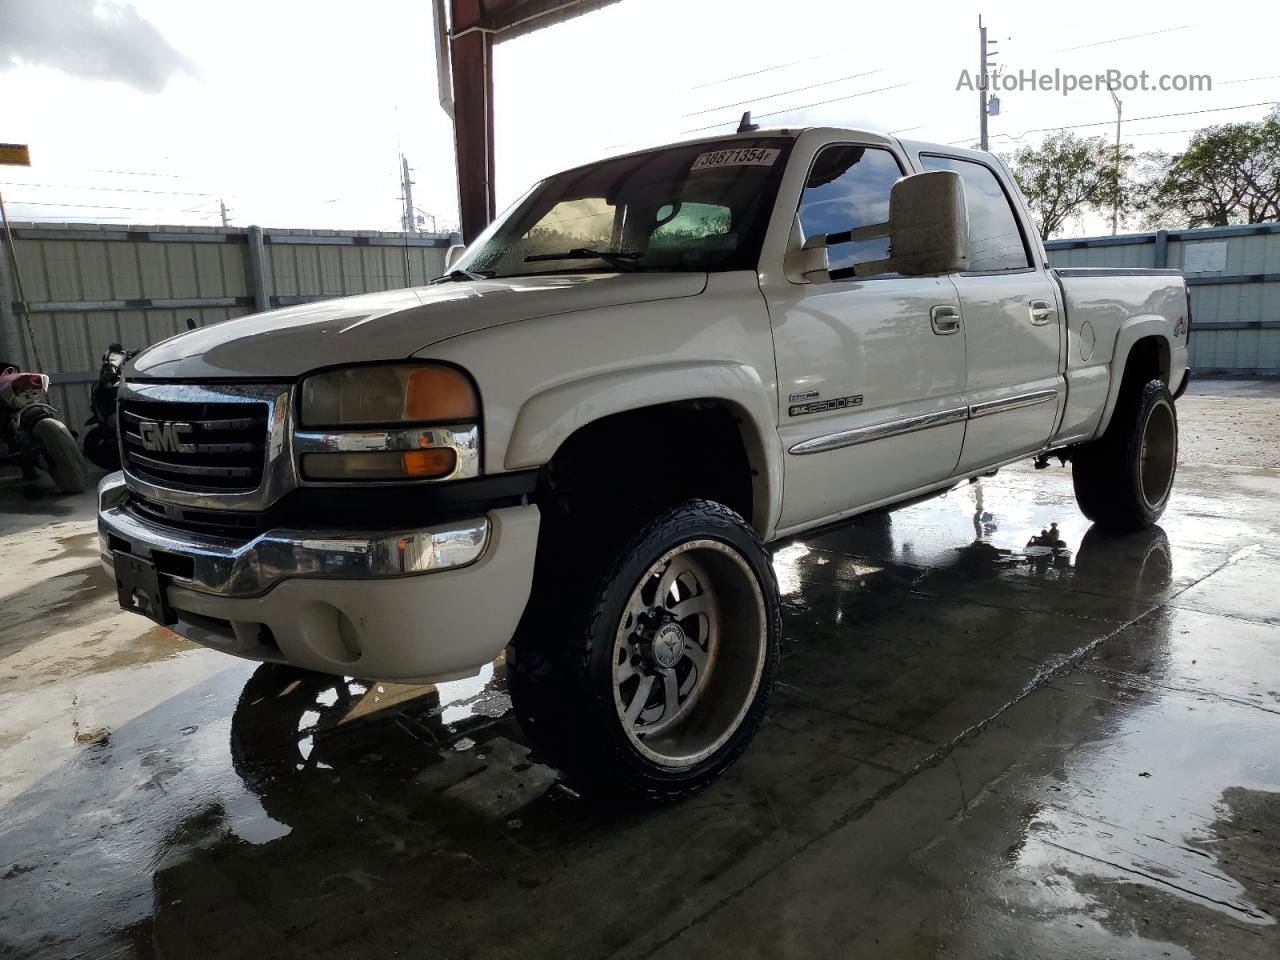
[299,364,477,427]
[296,364,480,482]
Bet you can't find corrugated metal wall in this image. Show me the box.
[1046,223,1280,376]
[0,222,453,431]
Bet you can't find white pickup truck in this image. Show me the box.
[99,126,1189,799]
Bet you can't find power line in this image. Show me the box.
[33,163,190,180]
[689,50,848,91]
[0,180,218,198]
[181,198,223,214]
[1221,73,1280,86]
[682,68,885,118]
[4,199,219,213]
[1123,125,1221,138]
[1056,24,1192,53]
[953,98,1279,144]
[680,81,914,134]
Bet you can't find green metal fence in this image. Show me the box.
[0,222,453,430]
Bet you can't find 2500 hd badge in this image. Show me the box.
[789,394,864,417]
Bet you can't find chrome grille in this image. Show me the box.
[121,397,269,492]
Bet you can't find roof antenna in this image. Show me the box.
[737,110,759,133]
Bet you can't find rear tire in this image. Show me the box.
[33,417,88,493]
[508,499,781,802]
[1072,379,1177,532]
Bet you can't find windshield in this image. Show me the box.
[453,137,794,279]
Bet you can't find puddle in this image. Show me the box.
[33,530,100,565]
[2,453,1279,958]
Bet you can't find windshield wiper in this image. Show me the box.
[524,248,646,272]
[430,268,488,284]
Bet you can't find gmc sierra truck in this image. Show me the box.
[99,127,1189,799]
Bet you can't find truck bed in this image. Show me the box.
[1050,267,1190,445]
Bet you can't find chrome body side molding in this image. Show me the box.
[967,389,1058,420]
[789,388,1061,456]
[788,406,968,456]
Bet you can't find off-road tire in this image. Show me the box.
[508,499,782,802]
[33,417,88,493]
[1072,379,1177,532]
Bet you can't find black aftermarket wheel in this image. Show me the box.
[508,499,782,802]
[1073,379,1178,532]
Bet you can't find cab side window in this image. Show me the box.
[919,155,1031,272]
[797,145,903,278]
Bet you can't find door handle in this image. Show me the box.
[931,304,961,335]
[1029,299,1055,325]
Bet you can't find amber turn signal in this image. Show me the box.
[405,366,478,421]
[401,448,458,477]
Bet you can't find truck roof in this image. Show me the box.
[582,126,994,175]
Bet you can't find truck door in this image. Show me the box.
[764,142,968,533]
[917,154,1064,473]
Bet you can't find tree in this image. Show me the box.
[1006,131,1136,239]
[1142,109,1280,228]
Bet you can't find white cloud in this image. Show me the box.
[0,0,196,93]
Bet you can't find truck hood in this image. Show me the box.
[128,272,708,379]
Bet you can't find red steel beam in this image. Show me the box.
[449,1,494,242]
[449,33,495,241]
[446,1,619,241]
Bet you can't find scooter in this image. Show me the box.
[0,363,88,494]
[83,343,133,471]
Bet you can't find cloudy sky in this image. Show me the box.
[1,0,1276,236]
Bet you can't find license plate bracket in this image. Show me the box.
[113,551,175,626]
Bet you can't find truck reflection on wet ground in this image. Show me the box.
[1,446,1278,958]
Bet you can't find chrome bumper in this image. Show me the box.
[97,472,490,599]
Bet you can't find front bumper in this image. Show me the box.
[98,473,541,682]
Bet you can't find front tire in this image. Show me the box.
[1072,379,1177,531]
[33,417,88,493]
[508,499,781,802]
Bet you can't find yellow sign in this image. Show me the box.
[0,143,31,166]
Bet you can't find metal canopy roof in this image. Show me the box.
[456,0,621,41]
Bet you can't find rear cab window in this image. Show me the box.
[918,154,1032,272]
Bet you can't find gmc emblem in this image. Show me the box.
[139,420,196,454]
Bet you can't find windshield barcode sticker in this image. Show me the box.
[691,148,780,170]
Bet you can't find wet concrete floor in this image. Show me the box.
[2,380,1279,959]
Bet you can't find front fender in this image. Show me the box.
[505,360,783,536]
[1095,316,1174,438]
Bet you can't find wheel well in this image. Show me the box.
[535,401,758,539]
[1120,336,1171,396]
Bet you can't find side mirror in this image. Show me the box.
[878,170,969,277]
[783,216,832,284]
[788,170,969,282]
[444,244,466,271]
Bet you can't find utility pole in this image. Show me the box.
[1108,84,1123,235]
[978,16,989,151]
[977,16,988,151]
[399,154,416,233]
[219,199,230,227]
